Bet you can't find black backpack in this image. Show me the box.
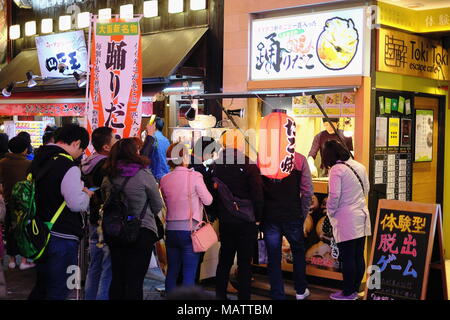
[101,175,148,245]
[82,158,107,226]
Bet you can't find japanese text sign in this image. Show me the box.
[366,200,438,300]
[87,18,142,153]
[377,28,449,81]
[35,31,88,78]
[250,7,366,80]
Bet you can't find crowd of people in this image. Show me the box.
[0,117,371,301]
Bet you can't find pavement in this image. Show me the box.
[0,256,340,300]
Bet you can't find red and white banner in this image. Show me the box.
[0,103,85,116]
[86,17,143,153]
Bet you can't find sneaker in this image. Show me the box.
[296,288,311,300]
[19,262,36,270]
[329,291,359,300]
[8,261,16,269]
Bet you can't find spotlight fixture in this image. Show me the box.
[184,106,197,121]
[73,71,87,87]
[226,108,245,118]
[2,82,14,97]
[26,71,37,88]
[58,63,67,73]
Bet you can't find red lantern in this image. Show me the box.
[258,109,296,180]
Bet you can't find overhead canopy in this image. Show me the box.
[181,86,359,100]
[141,27,208,83]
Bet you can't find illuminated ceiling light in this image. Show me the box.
[25,21,36,36]
[73,71,87,87]
[9,25,20,40]
[77,12,90,29]
[2,83,14,98]
[98,8,112,21]
[190,0,206,10]
[59,15,72,31]
[13,0,32,9]
[120,4,134,19]
[168,0,183,13]
[26,71,37,88]
[144,1,158,18]
[41,18,53,34]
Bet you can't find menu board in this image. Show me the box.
[292,92,356,117]
[366,200,440,300]
[14,121,49,149]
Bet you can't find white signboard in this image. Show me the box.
[251,8,366,80]
[35,31,88,78]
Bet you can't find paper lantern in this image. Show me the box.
[258,109,296,180]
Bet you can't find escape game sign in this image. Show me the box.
[377,28,449,81]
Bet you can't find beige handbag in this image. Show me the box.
[188,171,218,253]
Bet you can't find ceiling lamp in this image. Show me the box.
[98,8,112,21]
[168,0,183,13]
[9,25,20,40]
[190,0,206,10]
[41,18,53,34]
[25,21,36,36]
[144,1,158,18]
[77,12,90,29]
[120,4,134,19]
[59,15,72,31]
[73,71,87,87]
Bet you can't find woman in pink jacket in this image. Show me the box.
[160,142,213,292]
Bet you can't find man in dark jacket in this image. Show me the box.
[28,124,93,300]
[81,127,117,300]
[262,152,313,300]
[211,145,263,300]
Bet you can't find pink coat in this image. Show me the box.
[160,166,213,223]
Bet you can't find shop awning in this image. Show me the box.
[181,86,359,100]
[141,27,208,83]
[0,49,78,92]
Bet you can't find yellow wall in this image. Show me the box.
[376,72,450,259]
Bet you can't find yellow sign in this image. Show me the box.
[377,28,449,81]
[388,118,400,147]
[378,2,450,33]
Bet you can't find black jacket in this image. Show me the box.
[210,148,264,225]
[31,145,84,240]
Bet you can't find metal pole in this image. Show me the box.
[311,94,354,159]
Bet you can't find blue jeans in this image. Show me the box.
[28,236,79,300]
[263,219,308,300]
[85,226,112,300]
[165,230,200,293]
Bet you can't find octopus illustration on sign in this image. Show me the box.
[317,17,359,70]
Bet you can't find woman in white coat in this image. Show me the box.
[323,140,371,300]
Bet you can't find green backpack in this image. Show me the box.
[12,154,70,261]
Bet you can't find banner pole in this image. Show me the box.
[84,14,94,130]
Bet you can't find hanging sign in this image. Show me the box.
[251,7,366,80]
[35,31,88,78]
[377,28,449,81]
[87,17,143,153]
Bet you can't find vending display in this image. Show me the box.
[14,121,49,149]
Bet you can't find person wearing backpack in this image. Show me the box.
[81,127,117,300]
[322,140,371,300]
[211,133,264,300]
[160,142,213,293]
[102,137,163,300]
[28,124,93,300]
[0,136,34,270]
[261,152,313,300]
[141,117,170,181]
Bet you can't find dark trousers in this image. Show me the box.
[337,236,366,296]
[263,218,307,299]
[215,222,257,300]
[108,228,157,300]
[28,236,79,300]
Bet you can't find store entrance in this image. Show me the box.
[412,96,440,204]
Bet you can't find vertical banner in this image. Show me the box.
[87,17,142,154]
